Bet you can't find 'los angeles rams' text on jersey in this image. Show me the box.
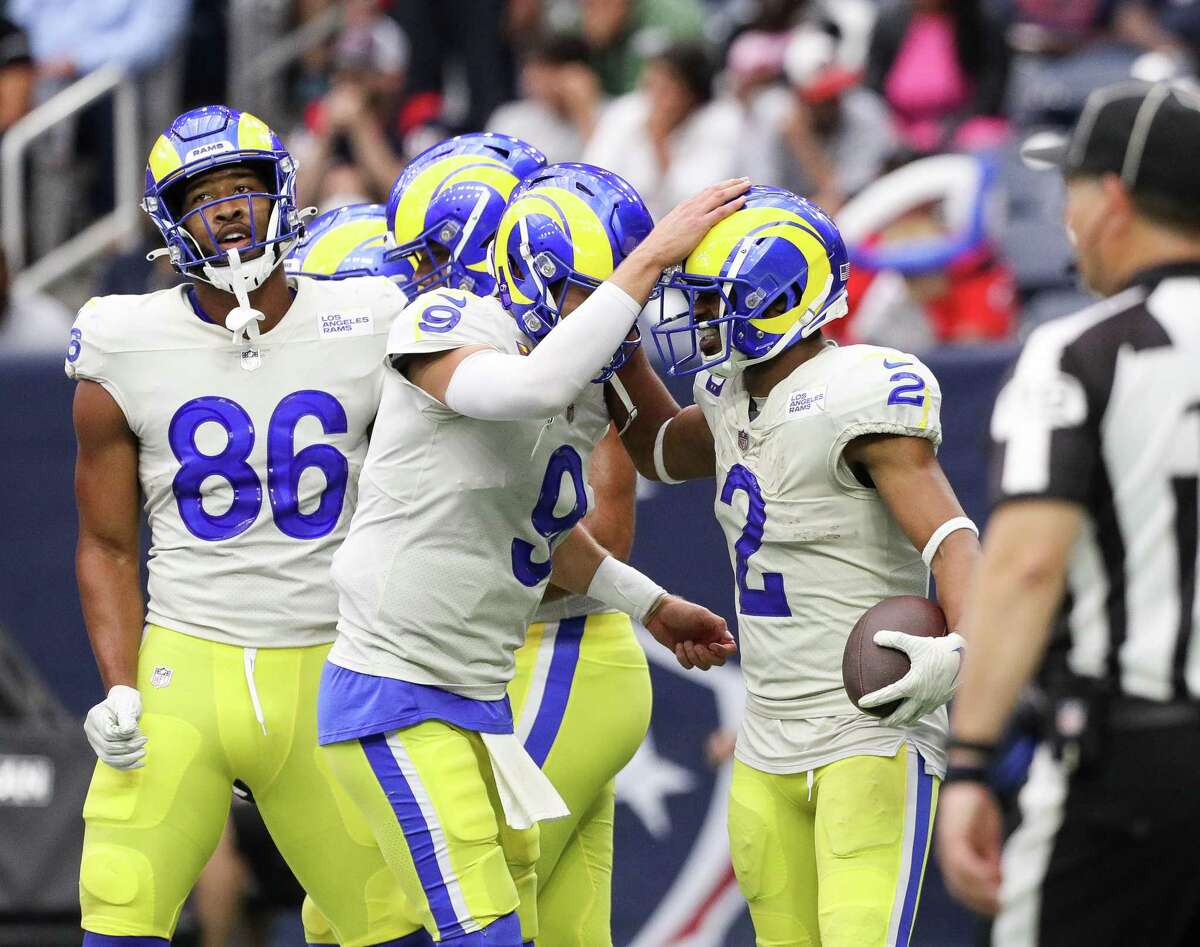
[65,275,407,648]
[696,342,948,775]
[328,288,612,699]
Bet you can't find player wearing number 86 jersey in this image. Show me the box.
[66,105,430,947]
[67,274,399,646]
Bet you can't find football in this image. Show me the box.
[842,595,948,718]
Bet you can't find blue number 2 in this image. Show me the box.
[170,390,349,542]
[512,445,589,587]
[720,464,790,617]
[887,371,926,407]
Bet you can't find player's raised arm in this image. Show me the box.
[401,178,750,421]
[73,379,148,769]
[604,347,717,482]
[548,524,735,670]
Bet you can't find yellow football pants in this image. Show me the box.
[728,745,939,947]
[79,625,426,945]
[319,721,540,945]
[509,610,653,947]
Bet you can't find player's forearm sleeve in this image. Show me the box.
[443,282,642,421]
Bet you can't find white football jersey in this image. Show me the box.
[328,288,612,700]
[696,342,948,774]
[65,275,406,648]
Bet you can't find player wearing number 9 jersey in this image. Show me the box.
[611,187,982,947]
[66,105,432,947]
[317,158,743,947]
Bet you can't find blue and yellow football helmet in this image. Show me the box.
[142,105,304,299]
[651,186,849,377]
[385,132,546,296]
[493,162,654,381]
[285,203,413,283]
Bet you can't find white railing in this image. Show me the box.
[1,63,141,296]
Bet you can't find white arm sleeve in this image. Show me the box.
[443,281,642,421]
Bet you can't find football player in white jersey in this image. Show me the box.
[67,105,431,947]
[610,187,981,946]
[317,159,744,947]
[491,165,662,946]
[358,137,666,946]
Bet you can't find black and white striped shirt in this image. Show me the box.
[991,262,1200,702]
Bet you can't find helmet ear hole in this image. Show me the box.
[161,179,188,221]
[764,294,790,318]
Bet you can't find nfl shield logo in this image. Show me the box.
[614,628,747,946]
[150,666,173,689]
[737,429,749,452]
[240,348,262,372]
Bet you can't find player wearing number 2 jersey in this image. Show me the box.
[66,106,430,946]
[317,159,742,947]
[613,187,981,947]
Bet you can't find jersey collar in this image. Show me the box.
[184,280,300,329]
[1122,259,1200,291]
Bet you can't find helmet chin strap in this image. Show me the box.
[218,247,266,348]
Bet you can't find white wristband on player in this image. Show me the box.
[921,516,979,568]
[587,555,668,624]
[654,419,684,484]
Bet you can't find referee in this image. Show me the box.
[936,80,1200,946]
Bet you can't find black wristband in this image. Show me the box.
[943,763,989,786]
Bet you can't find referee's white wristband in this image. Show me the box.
[654,418,684,485]
[921,516,979,568]
[586,556,668,624]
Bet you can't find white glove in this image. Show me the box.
[859,631,965,728]
[84,685,147,770]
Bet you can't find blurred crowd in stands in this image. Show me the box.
[2,0,1199,358]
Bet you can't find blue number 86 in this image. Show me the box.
[169,390,349,542]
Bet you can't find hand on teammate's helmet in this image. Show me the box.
[859,631,966,727]
[634,178,751,269]
[643,595,736,671]
[84,684,147,770]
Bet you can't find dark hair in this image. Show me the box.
[525,32,590,68]
[649,42,716,105]
[1132,192,1200,238]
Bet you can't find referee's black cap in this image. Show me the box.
[1021,81,1200,206]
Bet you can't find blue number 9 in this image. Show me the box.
[512,445,589,587]
[418,302,463,334]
